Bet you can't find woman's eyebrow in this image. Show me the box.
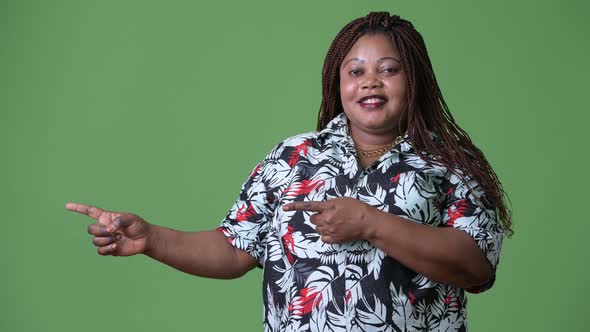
[377,56,400,63]
[342,56,401,68]
[341,57,364,68]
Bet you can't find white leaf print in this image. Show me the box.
[264,159,295,189]
[414,171,440,199]
[359,183,388,211]
[309,306,330,332]
[267,234,285,262]
[285,320,309,332]
[305,265,336,305]
[356,295,393,332]
[291,231,320,260]
[346,282,363,310]
[426,284,465,332]
[288,266,337,320]
[411,273,435,290]
[275,264,294,293]
[432,317,463,332]
[377,153,400,173]
[403,154,428,169]
[325,309,347,331]
[265,284,280,332]
[309,161,342,181]
[393,171,439,224]
[315,241,345,265]
[390,283,417,331]
[325,178,354,200]
[367,248,385,279]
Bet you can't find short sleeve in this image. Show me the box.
[441,171,504,293]
[216,144,286,266]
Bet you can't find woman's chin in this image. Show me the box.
[357,116,399,132]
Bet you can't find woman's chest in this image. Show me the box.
[272,159,449,231]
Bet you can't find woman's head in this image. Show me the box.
[339,32,407,139]
[318,12,435,134]
[318,12,513,236]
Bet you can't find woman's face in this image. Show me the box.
[339,33,407,137]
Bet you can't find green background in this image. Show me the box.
[1,0,588,331]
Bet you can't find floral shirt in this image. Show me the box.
[217,113,503,332]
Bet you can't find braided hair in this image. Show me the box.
[318,12,513,236]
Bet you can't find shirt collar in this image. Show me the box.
[318,112,414,154]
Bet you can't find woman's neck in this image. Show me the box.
[349,126,400,150]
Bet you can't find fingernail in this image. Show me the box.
[107,226,115,232]
[111,243,117,250]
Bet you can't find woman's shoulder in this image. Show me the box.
[261,130,321,162]
[267,131,320,152]
[279,130,321,147]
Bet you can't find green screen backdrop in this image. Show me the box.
[1,0,588,331]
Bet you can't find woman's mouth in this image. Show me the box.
[358,95,387,109]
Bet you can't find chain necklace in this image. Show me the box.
[346,121,404,158]
[354,135,403,158]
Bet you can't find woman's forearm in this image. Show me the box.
[144,226,257,279]
[364,209,491,289]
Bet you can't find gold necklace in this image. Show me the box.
[355,135,403,158]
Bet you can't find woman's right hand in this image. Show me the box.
[66,202,151,256]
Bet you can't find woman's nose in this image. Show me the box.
[361,75,382,89]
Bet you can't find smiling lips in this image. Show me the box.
[358,95,387,109]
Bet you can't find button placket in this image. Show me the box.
[344,170,368,331]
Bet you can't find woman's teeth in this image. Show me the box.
[359,97,386,108]
[363,98,384,104]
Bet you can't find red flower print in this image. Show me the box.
[282,179,325,197]
[250,163,262,179]
[289,287,323,315]
[408,290,416,305]
[236,203,256,222]
[446,199,468,226]
[288,140,312,167]
[282,225,296,264]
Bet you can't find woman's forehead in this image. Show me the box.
[341,33,400,66]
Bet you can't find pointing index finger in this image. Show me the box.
[65,202,105,220]
[283,201,325,212]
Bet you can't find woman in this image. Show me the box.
[66,12,511,332]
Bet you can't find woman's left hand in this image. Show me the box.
[282,197,376,244]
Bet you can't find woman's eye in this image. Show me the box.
[349,69,362,76]
[382,67,398,74]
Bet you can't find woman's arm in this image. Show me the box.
[364,208,491,289]
[283,198,492,289]
[66,202,258,279]
[145,227,258,279]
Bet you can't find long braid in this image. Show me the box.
[317,12,513,236]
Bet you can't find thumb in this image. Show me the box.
[106,213,137,233]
